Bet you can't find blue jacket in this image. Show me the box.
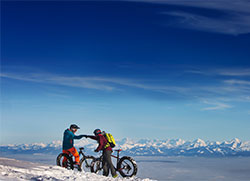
[62,129,84,150]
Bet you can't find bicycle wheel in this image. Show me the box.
[56,153,74,170]
[117,156,137,177]
[91,159,103,175]
[80,156,95,172]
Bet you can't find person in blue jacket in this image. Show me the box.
[62,124,85,168]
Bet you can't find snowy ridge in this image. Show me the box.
[1,138,250,157]
[0,157,153,181]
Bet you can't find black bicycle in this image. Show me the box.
[56,147,94,172]
[91,149,137,177]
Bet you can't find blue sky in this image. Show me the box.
[1,0,250,144]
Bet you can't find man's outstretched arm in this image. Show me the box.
[84,135,97,140]
[73,134,86,139]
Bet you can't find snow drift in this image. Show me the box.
[0,157,154,181]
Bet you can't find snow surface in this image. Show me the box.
[1,156,250,181]
[0,157,154,181]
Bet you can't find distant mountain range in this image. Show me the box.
[1,138,250,157]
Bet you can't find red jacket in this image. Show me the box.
[89,134,112,152]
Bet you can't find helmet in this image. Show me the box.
[70,124,80,130]
[93,129,101,135]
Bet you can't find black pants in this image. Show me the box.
[102,150,116,177]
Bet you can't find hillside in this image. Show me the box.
[0,157,153,181]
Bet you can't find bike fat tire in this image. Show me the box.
[117,156,137,177]
[56,153,74,170]
[80,156,95,172]
[90,159,103,175]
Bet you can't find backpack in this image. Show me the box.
[104,133,116,148]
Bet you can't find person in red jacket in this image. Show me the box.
[86,129,117,178]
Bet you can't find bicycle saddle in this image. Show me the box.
[114,149,122,152]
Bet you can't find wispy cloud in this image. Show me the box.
[186,68,250,77]
[0,72,116,91]
[163,11,250,35]
[217,69,250,76]
[1,70,250,108]
[0,72,190,95]
[126,0,250,35]
[224,79,250,86]
[186,68,250,98]
[201,100,232,111]
[127,0,250,13]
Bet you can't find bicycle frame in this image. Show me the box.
[66,148,84,161]
[91,149,137,177]
[79,148,85,158]
[64,147,89,165]
[95,149,122,171]
[111,149,122,170]
[57,146,96,173]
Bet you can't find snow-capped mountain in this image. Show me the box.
[1,138,250,157]
[116,138,250,156]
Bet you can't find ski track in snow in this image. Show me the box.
[0,157,155,181]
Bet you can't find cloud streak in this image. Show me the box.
[126,0,250,35]
[201,100,232,111]
[1,64,250,113]
[224,79,250,86]
[185,68,250,101]
[0,72,120,91]
[0,72,191,96]
[163,11,250,35]
[1,69,250,100]
[186,68,250,77]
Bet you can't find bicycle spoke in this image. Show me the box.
[91,160,103,175]
[80,157,94,172]
[118,156,137,177]
[56,153,73,170]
